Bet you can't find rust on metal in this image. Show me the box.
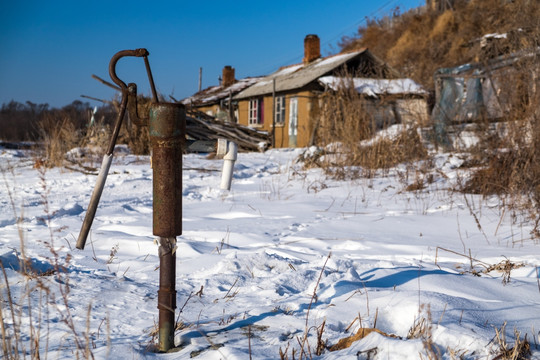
[149,101,185,352]
[157,236,177,351]
[149,102,185,238]
[105,48,148,155]
[127,83,148,126]
[143,55,159,103]
[108,48,149,90]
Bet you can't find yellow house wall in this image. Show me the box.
[194,104,220,116]
[237,90,316,148]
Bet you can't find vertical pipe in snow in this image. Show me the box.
[220,141,238,191]
[149,102,185,352]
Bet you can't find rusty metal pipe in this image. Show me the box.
[150,103,185,237]
[157,236,176,351]
[149,102,185,352]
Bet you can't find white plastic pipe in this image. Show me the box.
[216,138,228,158]
[220,141,238,190]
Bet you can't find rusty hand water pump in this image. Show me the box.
[76,49,184,352]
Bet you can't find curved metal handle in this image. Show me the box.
[108,48,149,91]
[108,48,158,103]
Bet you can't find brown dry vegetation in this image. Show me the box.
[340,0,540,90]
[0,99,151,168]
[311,81,428,180]
[323,0,540,231]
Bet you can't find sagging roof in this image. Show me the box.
[318,76,427,98]
[181,77,263,106]
[234,49,396,99]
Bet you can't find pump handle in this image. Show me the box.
[77,49,151,250]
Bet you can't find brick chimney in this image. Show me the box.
[222,65,235,87]
[303,34,320,64]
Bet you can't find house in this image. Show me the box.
[233,35,399,148]
[181,66,262,122]
[318,76,429,128]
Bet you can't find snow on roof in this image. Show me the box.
[318,76,427,97]
[181,77,263,106]
[234,49,370,99]
[312,52,356,68]
[272,63,304,77]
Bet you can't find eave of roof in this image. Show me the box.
[181,77,263,106]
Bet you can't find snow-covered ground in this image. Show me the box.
[1,145,539,359]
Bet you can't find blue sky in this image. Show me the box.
[0,0,423,109]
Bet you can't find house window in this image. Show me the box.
[248,98,264,125]
[275,96,286,125]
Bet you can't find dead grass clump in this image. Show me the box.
[126,125,150,155]
[37,114,81,168]
[123,94,152,155]
[492,323,531,360]
[313,126,428,180]
[459,71,540,233]
[463,149,539,199]
[353,127,427,170]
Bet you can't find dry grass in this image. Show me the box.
[37,114,82,168]
[1,166,99,359]
[492,322,531,360]
[309,80,428,180]
[455,56,540,236]
[1,99,151,169]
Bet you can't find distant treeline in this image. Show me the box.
[0,100,117,142]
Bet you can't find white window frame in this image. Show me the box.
[248,99,259,125]
[248,98,264,125]
[274,96,286,125]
